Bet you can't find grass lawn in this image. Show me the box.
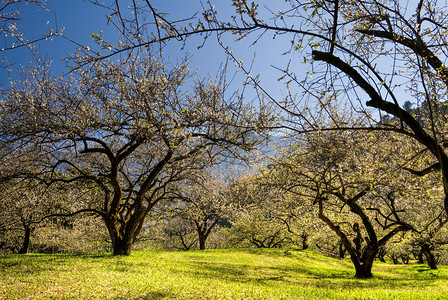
[1,248,447,299]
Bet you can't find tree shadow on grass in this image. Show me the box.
[168,251,447,291]
[121,290,172,300]
[0,252,117,277]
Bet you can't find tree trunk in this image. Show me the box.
[338,240,346,259]
[351,251,375,279]
[422,244,438,270]
[112,236,134,255]
[196,217,219,250]
[391,255,399,264]
[360,250,376,278]
[106,219,135,255]
[417,251,424,264]
[354,263,373,279]
[19,225,32,254]
[198,234,206,250]
[301,233,309,250]
[401,254,409,264]
[377,246,386,263]
[426,253,438,270]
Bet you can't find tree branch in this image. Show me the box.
[403,162,441,177]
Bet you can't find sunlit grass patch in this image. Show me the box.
[1,248,448,299]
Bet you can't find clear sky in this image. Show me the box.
[0,0,305,105]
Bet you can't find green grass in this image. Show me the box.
[1,248,448,299]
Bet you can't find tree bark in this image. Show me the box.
[353,260,374,279]
[416,251,424,264]
[105,217,135,255]
[198,235,206,250]
[111,236,134,255]
[18,225,32,254]
[352,245,376,279]
[422,244,438,270]
[301,233,309,250]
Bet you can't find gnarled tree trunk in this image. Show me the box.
[317,190,411,279]
[352,254,375,279]
[105,214,142,256]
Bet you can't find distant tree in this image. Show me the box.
[166,169,237,250]
[388,154,448,269]
[159,216,198,251]
[0,179,72,254]
[0,148,53,254]
[223,173,311,249]
[229,208,298,249]
[406,218,448,270]
[0,54,270,255]
[0,159,107,255]
[0,179,39,254]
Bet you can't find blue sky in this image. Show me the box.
[1,1,111,82]
[0,0,304,105]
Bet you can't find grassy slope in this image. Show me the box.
[1,248,448,299]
